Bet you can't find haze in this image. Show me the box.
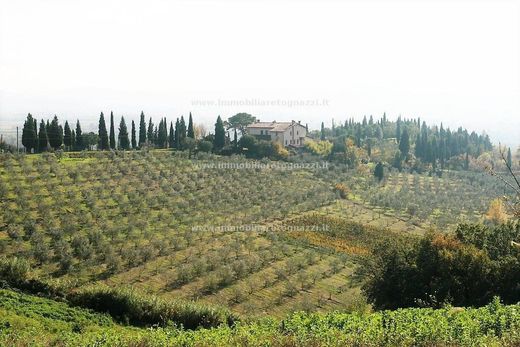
[1,0,519,145]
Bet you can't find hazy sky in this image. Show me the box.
[1,0,519,145]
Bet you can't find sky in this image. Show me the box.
[0,0,519,146]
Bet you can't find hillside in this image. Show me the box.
[1,288,520,346]
[0,150,503,318]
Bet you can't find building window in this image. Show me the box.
[285,140,288,145]
[260,130,263,135]
[297,131,299,135]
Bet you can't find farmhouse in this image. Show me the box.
[246,120,308,147]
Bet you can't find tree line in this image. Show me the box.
[21,112,230,154]
[320,114,494,171]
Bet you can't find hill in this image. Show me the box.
[0,150,505,318]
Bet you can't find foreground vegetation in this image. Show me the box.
[2,288,520,346]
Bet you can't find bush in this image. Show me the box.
[68,285,238,329]
[0,257,31,285]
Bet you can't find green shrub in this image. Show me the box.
[67,285,239,329]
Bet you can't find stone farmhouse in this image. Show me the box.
[246,120,308,147]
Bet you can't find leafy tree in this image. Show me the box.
[214,116,225,150]
[109,111,116,149]
[374,162,384,182]
[227,113,255,135]
[98,112,109,150]
[187,112,195,138]
[184,137,196,158]
[485,198,507,224]
[63,121,72,150]
[48,115,63,150]
[38,120,48,152]
[139,111,146,147]
[131,120,137,149]
[21,113,37,153]
[84,132,99,150]
[118,116,130,150]
[198,140,213,153]
[75,120,84,150]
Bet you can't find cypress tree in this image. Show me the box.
[71,130,75,151]
[139,111,146,147]
[320,122,325,140]
[233,128,238,149]
[118,116,130,150]
[179,116,187,148]
[214,115,225,150]
[38,119,48,152]
[147,118,154,145]
[157,118,168,148]
[187,112,195,138]
[109,111,116,149]
[131,120,137,149]
[75,120,83,151]
[48,115,63,150]
[63,121,72,150]
[22,113,37,153]
[98,112,109,150]
[396,117,401,143]
[374,162,384,182]
[398,128,410,160]
[174,118,180,149]
[507,147,513,169]
[168,121,175,148]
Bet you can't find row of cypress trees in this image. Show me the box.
[22,111,228,152]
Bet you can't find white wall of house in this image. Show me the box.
[246,122,307,147]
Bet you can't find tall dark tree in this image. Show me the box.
[157,118,168,148]
[174,118,180,149]
[48,115,63,150]
[71,130,75,151]
[187,112,195,138]
[131,120,137,149]
[22,113,37,153]
[179,116,187,148]
[139,111,146,147]
[214,115,225,150]
[63,121,72,150]
[109,111,116,149]
[98,112,109,150]
[507,147,513,169]
[118,116,130,150]
[399,128,410,160]
[147,118,154,145]
[374,162,384,182]
[396,117,402,143]
[38,119,48,152]
[168,122,175,148]
[320,122,325,140]
[233,128,238,149]
[75,120,83,151]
